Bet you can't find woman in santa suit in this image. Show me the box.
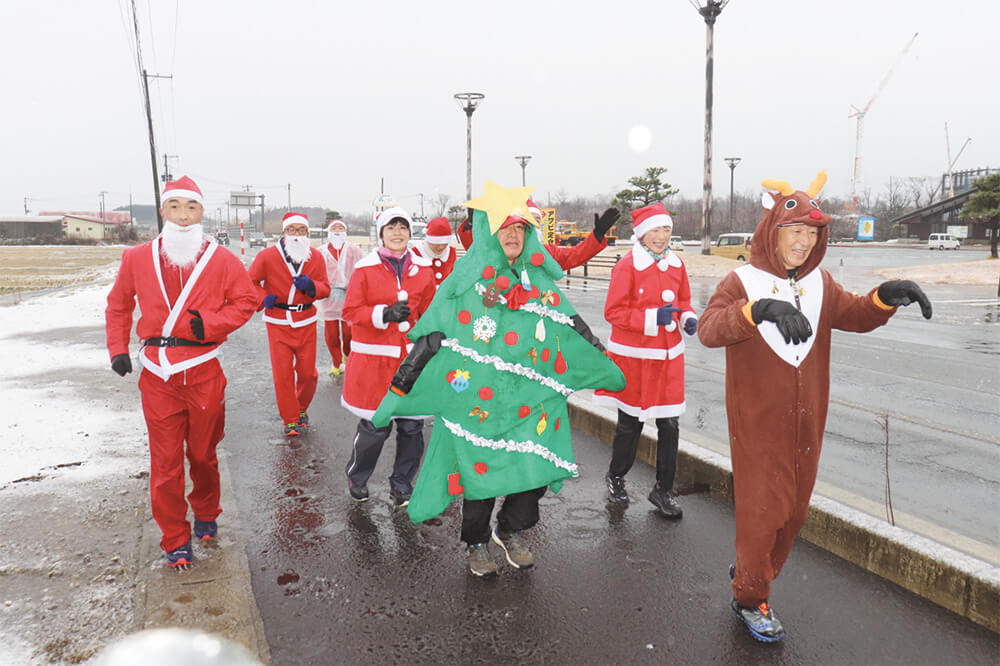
[411,216,456,287]
[593,203,698,519]
[341,207,436,507]
[316,218,364,377]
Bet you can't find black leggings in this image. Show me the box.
[608,410,679,490]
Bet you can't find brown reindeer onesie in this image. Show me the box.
[698,171,898,608]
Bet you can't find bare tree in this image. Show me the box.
[433,193,452,218]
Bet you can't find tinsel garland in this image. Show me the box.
[441,338,573,396]
[440,417,578,474]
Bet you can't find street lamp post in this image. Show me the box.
[692,0,730,255]
[454,92,485,200]
[515,155,532,186]
[725,157,741,231]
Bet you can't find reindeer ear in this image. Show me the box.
[761,192,775,210]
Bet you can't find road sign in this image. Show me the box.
[857,216,875,241]
[541,208,557,245]
[230,192,259,208]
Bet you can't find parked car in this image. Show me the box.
[250,233,267,248]
[669,236,684,251]
[214,231,230,246]
[928,233,960,250]
[710,232,753,261]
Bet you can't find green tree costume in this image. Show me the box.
[372,208,625,524]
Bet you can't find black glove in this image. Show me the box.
[293,274,316,298]
[390,331,445,395]
[111,354,132,377]
[751,298,813,344]
[187,308,205,341]
[383,300,411,323]
[592,208,620,242]
[656,304,683,326]
[571,314,605,353]
[877,280,932,319]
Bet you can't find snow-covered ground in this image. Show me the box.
[0,267,149,664]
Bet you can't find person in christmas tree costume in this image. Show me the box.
[593,202,698,519]
[372,181,625,576]
[698,171,932,642]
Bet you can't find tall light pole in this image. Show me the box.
[725,157,741,231]
[515,155,532,186]
[692,0,730,255]
[454,92,485,200]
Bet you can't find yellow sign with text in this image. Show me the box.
[541,208,557,246]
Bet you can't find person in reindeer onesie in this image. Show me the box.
[411,216,457,287]
[340,206,436,508]
[316,218,363,377]
[105,176,258,567]
[248,212,331,437]
[593,202,698,519]
[698,170,932,642]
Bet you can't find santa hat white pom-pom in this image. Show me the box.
[398,321,411,333]
[397,290,408,301]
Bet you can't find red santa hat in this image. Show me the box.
[424,217,452,244]
[526,199,542,220]
[161,176,203,205]
[500,215,530,230]
[375,206,413,244]
[327,218,346,231]
[631,202,673,239]
[282,212,309,230]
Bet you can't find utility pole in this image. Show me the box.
[454,93,485,200]
[161,153,178,183]
[418,193,425,219]
[23,197,29,215]
[287,183,292,209]
[515,155,532,186]
[259,194,265,234]
[725,157,741,231]
[99,191,107,223]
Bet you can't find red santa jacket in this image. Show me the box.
[412,240,457,286]
[604,244,696,361]
[248,242,331,327]
[546,232,607,271]
[105,237,258,381]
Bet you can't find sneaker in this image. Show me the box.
[165,541,193,568]
[605,472,629,504]
[283,422,300,437]
[390,488,411,510]
[193,519,217,541]
[729,562,736,582]
[648,484,683,519]
[328,365,344,377]
[467,543,498,577]
[491,527,534,569]
[731,598,786,642]
[297,412,309,428]
[349,483,369,502]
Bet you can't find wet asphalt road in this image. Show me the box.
[219,308,996,664]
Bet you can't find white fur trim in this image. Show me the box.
[591,394,686,421]
[340,395,376,420]
[397,289,408,301]
[425,234,451,244]
[633,213,673,239]
[398,321,411,333]
[661,289,675,303]
[160,188,203,205]
[607,338,666,360]
[350,340,402,358]
[282,214,309,230]
[644,308,659,337]
[371,304,389,330]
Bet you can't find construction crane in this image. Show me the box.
[848,32,919,208]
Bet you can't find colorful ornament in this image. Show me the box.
[534,318,546,341]
[520,267,532,289]
[541,348,551,362]
[447,472,464,495]
[504,330,519,346]
[469,406,489,423]
[530,252,545,267]
[483,284,500,308]
[458,309,472,325]
[555,417,561,431]
[518,405,531,418]
[478,386,493,401]
[446,369,471,392]
[495,275,510,291]
[482,265,496,280]
[472,314,497,343]
[526,347,539,365]
[540,290,560,307]
[554,337,567,374]
[473,462,488,475]
[536,412,548,435]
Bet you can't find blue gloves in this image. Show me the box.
[293,274,316,298]
[262,294,278,310]
[656,304,683,326]
[683,317,698,336]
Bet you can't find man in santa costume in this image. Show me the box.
[341,206,436,507]
[411,216,457,287]
[105,176,258,567]
[457,199,619,271]
[698,171,932,642]
[248,212,331,437]
[316,218,363,377]
[593,202,698,519]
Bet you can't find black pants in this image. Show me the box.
[608,410,679,490]
[461,487,547,545]
[345,418,424,494]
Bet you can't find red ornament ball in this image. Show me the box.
[527,285,540,299]
[458,309,472,325]
[549,293,561,306]
[518,405,531,418]
[478,386,493,401]
[541,348,551,362]
[473,462,488,475]
[555,417,561,431]
[530,252,545,267]
[504,331,518,346]
[482,265,495,280]
[495,275,510,291]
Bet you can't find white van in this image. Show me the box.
[928,233,960,250]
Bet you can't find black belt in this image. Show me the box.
[143,337,216,348]
[276,302,313,312]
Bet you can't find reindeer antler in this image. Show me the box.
[805,170,828,198]
[761,179,795,196]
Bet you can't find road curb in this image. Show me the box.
[566,393,1000,633]
[132,448,271,663]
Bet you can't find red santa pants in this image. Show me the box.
[323,319,352,367]
[139,365,226,552]
[266,322,318,425]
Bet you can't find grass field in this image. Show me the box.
[0,245,125,294]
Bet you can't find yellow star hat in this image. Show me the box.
[462,180,537,235]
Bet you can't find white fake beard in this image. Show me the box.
[160,222,204,267]
[284,235,311,263]
[328,232,347,249]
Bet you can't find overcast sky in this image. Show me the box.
[2,0,996,222]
